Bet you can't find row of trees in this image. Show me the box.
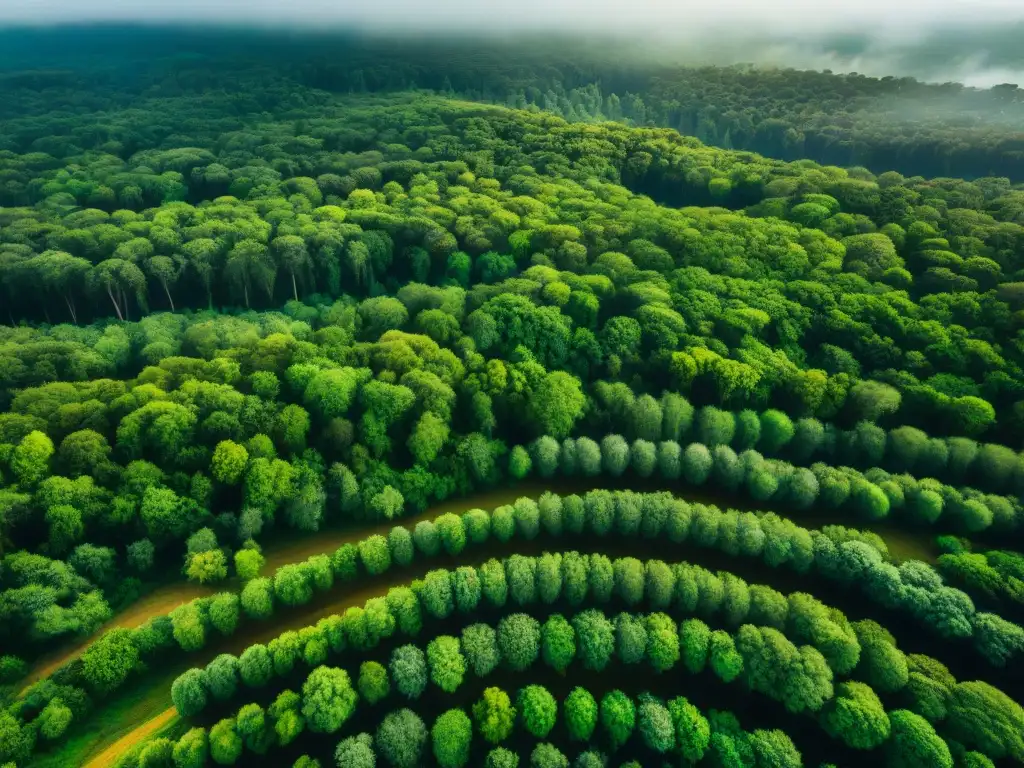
[517,433,1018,534]
[11,487,1023,765]
[936,537,1024,611]
[161,676,800,768]
[8,294,1022,653]
[142,553,1022,767]
[587,384,1024,497]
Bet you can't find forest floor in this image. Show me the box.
[28,481,940,767]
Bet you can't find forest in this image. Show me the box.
[0,23,1023,768]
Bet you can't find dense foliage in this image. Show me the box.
[0,27,1021,768]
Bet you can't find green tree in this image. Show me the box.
[334,734,375,768]
[301,666,357,733]
[11,430,53,487]
[209,717,243,765]
[187,550,228,584]
[224,239,275,308]
[527,372,586,439]
[427,635,466,693]
[821,681,891,749]
[668,696,710,763]
[638,697,675,753]
[358,660,390,704]
[212,440,248,484]
[518,684,557,738]
[486,747,520,768]
[433,709,473,768]
[600,690,636,752]
[172,728,208,768]
[462,623,500,678]
[564,687,598,742]
[474,686,516,744]
[390,644,428,700]
[885,710,952,768]
[377,709,427,768]
[81,628,139,695]
[541,614,576,672]
[497,613,541,672]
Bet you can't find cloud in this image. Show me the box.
[2,0,1022,35]
[2,1,1023,86]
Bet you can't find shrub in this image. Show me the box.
[413,520,440,556]
[209,718,242,765]
[497,613,541,672]
[491,506,515,542]
[600,690,636,751]
[486,747,520,768]
[463,508,491,544]
[204,654,240,701]
[821,681,891,749]
[462,623,501,677]
[531,744,568,768]
[240,577,274,619]
[480,558,509,607]
[377,709,428,768]
[301,666,358,733]
[454,565,482,613]
[172,669,208,717]
[541,614,576,672]
[638,697,675,753]
[239,644,273,688]
[681,443,713,485]
[474,686,516,744]
[573,609,615,672]
[507,554,538,605]
[390,644,428,700]
[359,534,392,575]
[538,492,563,536]
[427,635,466,693]
[759,409,795,453]
[646,613,680,672]
[565,687,598,741]
[518,684,557,738]
[274,563,313,605]
[615,612,648,665]
[513,498,541,540]
[432,709,473,768]
[668,697,710,762]
[598,434,629,479]
[334,733,375,768]
[436,512,467,555]
[388,526,415,566]
[509,445,533,479]
[209,593,240,635]
[358,661,390,704]
[421,568,455,619]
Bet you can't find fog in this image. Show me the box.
[2,0,1024,86]
[2,0,1021,34]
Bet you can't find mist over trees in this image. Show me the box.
[0,23,1022,768]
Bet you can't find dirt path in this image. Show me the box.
[30,481,941,767]
[81,708,177,768]
[22,586,219,689]
[20,482,563,693]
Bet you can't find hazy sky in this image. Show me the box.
[4,0,1024,87]
[3,0,1023,34]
